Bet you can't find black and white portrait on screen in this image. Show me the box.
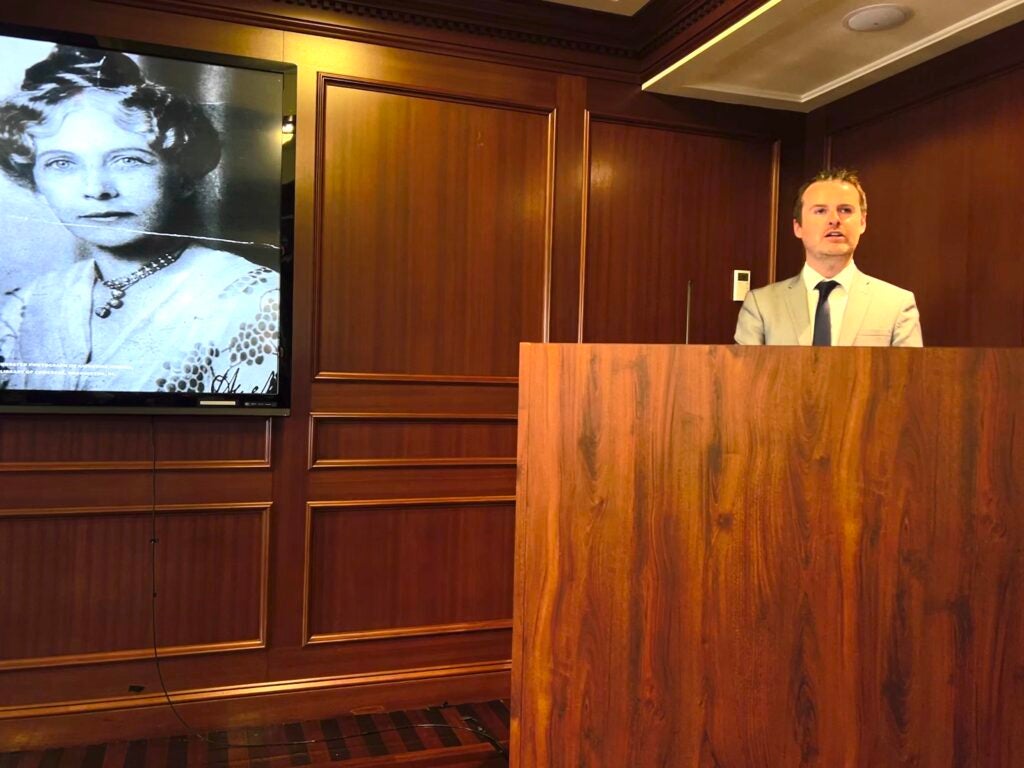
[0,34,285,395]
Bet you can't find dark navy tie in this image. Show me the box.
[813,280,839,347]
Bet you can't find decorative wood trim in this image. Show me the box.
[302,496,515,646]
[0,460,155,473]
[310,69,330,391]
[0,659,510,719]
[312,457,517,469]
[310,74,553,384]
[637,0,768,78]
[94,0,764,85]
[0,503,270,670]
[0,501,270,517]
[0,641,266,673]
[542,109,556,344]
[308,619,513,644]
[306,495,516,509]
[97,0,634,55]
[588,111,786,143]
[637,0,730,57]
[577,108,592,344]
[314,74,558,113]
[307,412,518,470]
[0,458,270,473]
[313,372,519,384]
[270,0,635,57]
[0,419,272,473]
[767,138,781,285]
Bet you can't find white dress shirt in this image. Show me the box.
[801,260,859,346]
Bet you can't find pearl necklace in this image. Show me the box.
[94,250,183,319]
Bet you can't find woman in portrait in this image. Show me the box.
[0,45,280,394]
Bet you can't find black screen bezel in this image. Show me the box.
[0,23,295,416]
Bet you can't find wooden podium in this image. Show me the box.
[512,344,1024,767]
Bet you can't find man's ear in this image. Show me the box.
[860,212,867,234]
[793,218,803,238]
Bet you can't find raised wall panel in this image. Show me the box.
[825,66,1024,347]
[306,499,515,641]
[0,416,270,471]
[310,380,519,414]
[0,416,152,471]
[314,82,552,380]
[152,417,272,468]
[309,414,517,468]
[582,118,777,345]
[0,504,268,669]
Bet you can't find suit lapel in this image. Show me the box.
[783,275,812,346]
[839,272,871,346]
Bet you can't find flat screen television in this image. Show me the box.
[0,24,294,414]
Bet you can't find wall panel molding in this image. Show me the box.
[0,503,270,670]
[98,0,769,83]
[308,412,517,469]
[0,417,271,473]
[303,497,515,645]
[580,115,779,344]
[308,619,513,645]
[311,75,553,381]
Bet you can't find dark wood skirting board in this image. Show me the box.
[0,662,510,750]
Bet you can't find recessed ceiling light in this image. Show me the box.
[843,4,912,32]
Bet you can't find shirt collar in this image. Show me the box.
[801,259,859,294]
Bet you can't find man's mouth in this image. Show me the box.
[825,231,845,240]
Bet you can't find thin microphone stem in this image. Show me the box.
[685,280,692,344]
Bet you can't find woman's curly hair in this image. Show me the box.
[0,45,221,190]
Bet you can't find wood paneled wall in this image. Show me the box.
[4,0,1023,750]
[0,0,796,748]
[805,21,1024,347]
[582,118,777,344]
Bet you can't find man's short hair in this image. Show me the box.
[793,168,867,224]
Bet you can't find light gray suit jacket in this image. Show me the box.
[734,271,922,346]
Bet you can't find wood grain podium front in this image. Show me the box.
[512,344,1024,767]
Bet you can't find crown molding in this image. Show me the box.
[95,0,762,82]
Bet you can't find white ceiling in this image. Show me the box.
[543,0,654,16]
[643,0,1024,111]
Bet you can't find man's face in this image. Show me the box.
[793,180,866,266]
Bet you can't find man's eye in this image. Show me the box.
[44,158,73,170]
[114,155,150,167]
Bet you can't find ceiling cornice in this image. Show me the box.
[267,0,635,56]
[96,0,764,82]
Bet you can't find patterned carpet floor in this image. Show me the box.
[0,701,510,768]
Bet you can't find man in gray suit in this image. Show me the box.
[735,169,922,347]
